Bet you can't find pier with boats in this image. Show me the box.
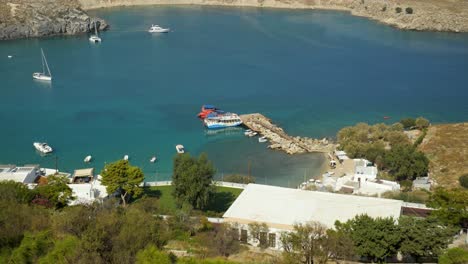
[239,113,336,155]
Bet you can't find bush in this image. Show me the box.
[415,117,430,130]
[459,174,468,189]
[405,7,413,14]
[439,247,468,264]
[396,7,402,13]
[222,174,255,184]
[400,118,415,129]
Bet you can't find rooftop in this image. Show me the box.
[223,184,403,229]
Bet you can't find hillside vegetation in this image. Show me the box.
[419,123,468,188]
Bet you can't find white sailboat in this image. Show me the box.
[89,22,102,43]
[32,49,52,81]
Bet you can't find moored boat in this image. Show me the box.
[84,155,92,163]
[148,24,170,33]
[89,21,102,43]
[150,156,157,163]
[176,144,185,154]
[123,155,129,161]
[258,136,268,143]
[204,113,243,129]
[32,48,52,81]
[33,142,53,154]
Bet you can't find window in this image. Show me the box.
[268,233,276,248]
[240,229,248,243]
[259,232,268,247]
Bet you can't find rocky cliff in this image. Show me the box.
[0,0,108,40]
[77,0,468,33]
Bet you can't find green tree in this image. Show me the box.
[135,244,172,264]
[280,221,332,264]
[172,153,215,210]
[398,217,456,261]
[459,174,468,189]
[101,160,144,207]
[439,247,468,264]
[248,222,269,248]
[38,235,80,264]
[335,215,400,263]
[427,188,468,227]
[326,229,355,262]
[415,117,430,130]
[222,174,255,184]
[35,174,75,208]
[0,180,36,204]
[400,118,416,129]
[382,144,429,181]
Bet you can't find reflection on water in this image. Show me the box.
[204,126,244,136]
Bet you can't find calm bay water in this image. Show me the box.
[1,6,468,187]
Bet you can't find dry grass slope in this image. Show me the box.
[419,123,468,188]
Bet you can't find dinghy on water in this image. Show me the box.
[123,155,129,161]
[258,136,268,143]
[89,21,102,43]
[176,145,185,154]
[150,156,157,163]
[84,155,92,163]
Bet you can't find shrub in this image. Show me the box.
[439,247,468,264]
[415,117,430,130]
[381,6,387,12]
[459,174,468,189]
[400,118,415,129]
[405,7,413,14]
[396,7,402,13]
[222,174,255,184]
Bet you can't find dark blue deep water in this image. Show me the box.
[1,6,467,186]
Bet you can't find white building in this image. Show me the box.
[68,169,108,205]
[223,184,403,250]
[354,159,378,182]
[0,164,39,185]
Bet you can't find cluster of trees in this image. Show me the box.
[280,215,457,264]
[0,179,241,264]
[337,121,429,181]
[222,174,255,184]
[399,117,430,130]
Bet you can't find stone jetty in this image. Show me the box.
[239,113,336,155]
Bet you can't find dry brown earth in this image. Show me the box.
[419,123,468,188]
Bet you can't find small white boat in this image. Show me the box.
[176,144,185,154]
[8,55,12,59]
[89,21,102,43]
[248,132,258,137]
[32,48,52,81]
[123,155,129,161]
[148,24,170,33]
[84,155,92,163]
[258,136,268,143]
[244,129,252,136]
[33,142,53,154]
[150,156,157,163]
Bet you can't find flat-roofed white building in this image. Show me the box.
[69,175,108,205]
[223,184,403,250]
[0,164,39,184]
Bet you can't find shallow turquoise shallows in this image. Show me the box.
[1,6,468,187]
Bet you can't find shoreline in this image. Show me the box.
[78,0,468,33]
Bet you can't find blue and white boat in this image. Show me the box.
[204,113,243,129]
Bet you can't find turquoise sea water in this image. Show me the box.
[1,6,468,187]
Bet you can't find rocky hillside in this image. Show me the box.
[0,0,108,40]
[419,123,468,188]
[77,0,468,32]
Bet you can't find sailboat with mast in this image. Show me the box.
[89,21,102,43]
[32,48,52,81]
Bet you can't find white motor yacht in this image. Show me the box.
[123,155,129,161]
[176,144,185,154]
[150,156,157,163]
[33,142,53,154]
[84,155,92,163]
[148,24,170,33]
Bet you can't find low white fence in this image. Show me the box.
[142,180,247,189]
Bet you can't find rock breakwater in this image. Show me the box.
[240,113,336,155]
[0,0,108,40]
